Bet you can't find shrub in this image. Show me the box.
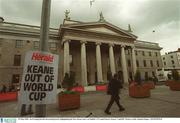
[96,82,106,85]
[145,74,149,81]
[172,69,179,81]
[148,77,153,81]
[134,70,142,85]
[62,72,75,91]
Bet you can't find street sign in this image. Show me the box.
[20,51,59,104]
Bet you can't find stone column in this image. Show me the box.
[63,40,70,76]
[81,41,88,86]
[131,46,137,78]
[96,42,103,82]
[121,45,128,84]
[109,43,116,76]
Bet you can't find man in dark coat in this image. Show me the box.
[105,73,125,115]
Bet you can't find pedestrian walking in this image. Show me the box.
[105,73,125,115]
[1,85,7,93]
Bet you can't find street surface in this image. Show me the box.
[0,85,180,117]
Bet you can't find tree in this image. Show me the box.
[134,70,142,85]
[62,72,75,91]
[172,69,179,81]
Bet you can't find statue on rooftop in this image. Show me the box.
[128,24,132,33]
[65,10,70,20]
[99,12,105,22]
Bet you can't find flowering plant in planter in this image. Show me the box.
[168,69,180,91]
[58,72,80,111]
[134,70,142,85]
[142,77,155,89]
[62,73,75,91]
[172,69,180,81]
[129,70,150,98]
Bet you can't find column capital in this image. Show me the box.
[63,39,71,43]
[130,45,135,49]
[80,40,87,44]
[96,42,101,45]
[120,44,126,48]
[109,43,114,47]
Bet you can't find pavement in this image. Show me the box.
[0,85,180,117]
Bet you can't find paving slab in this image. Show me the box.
[0,85,180,117]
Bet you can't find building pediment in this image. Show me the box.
[61,21,137,39]
[82,26,120,35]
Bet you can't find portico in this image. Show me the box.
[63,30,136,86]
[60,19,138,86]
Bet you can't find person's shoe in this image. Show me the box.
[119,107,125,111]
[104,110,111,115]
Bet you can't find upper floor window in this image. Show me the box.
[34,41,39,49]
[143,60,147,67]
[171,60,175,64]
[149,52,152,56]
[155,52,158,57]
[150,60,153,67]
[157,60,159,67]
[163,57,165,60]
[171,55,173,58]
[15,40,23,48]
[142,51,145,56]
[14,55,21,66]
[136,60,139,67]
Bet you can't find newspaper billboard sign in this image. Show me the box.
[20,51,59,104]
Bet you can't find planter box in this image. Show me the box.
[0,92,18,102]
[168,80,180,91]
[71,86,84,93]
[143,82,155,89]
[96,85,107,91]
[129,83,150,98]
[58,93,80,111]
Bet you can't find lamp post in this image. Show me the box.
[35,0,51,117]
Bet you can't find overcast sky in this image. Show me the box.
[0,0,179,54]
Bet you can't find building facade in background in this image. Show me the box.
[162,49,180,70]
[0,15,163,89]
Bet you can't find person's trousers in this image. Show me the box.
[20,104,33,116]
[105,95,122,112]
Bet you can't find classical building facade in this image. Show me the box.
[0,15,163,89]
